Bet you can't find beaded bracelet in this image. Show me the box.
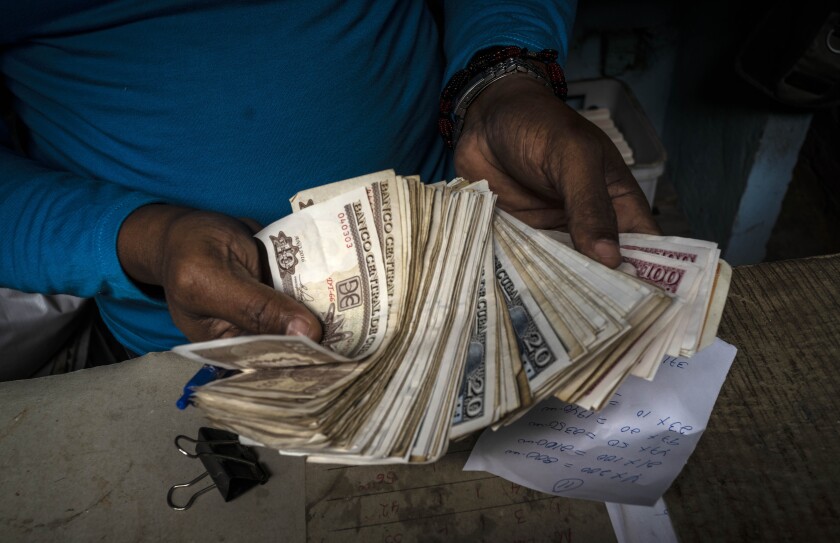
[439,46,568,149]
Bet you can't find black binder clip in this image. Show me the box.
[167,427,269,511]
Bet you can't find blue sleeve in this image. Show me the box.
[0,143,160,299]
[1,2,162,300]
[441,0,578,81]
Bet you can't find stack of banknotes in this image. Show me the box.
[174,170,731,464]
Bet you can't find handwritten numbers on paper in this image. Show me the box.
[526,452,559,464]
[507,395,696,497]
[662,355,688,369]
[552,478,585,493]
[661,435,681,446]
[464,339,738,504]
[657,416,694,435]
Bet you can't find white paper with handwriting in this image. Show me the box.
[464,338,737,505]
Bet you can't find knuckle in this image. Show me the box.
[167,260,203,297]
[207,319,241,339]
[241,294,277,334]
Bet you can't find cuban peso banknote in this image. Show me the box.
[450,253,498,437]
[255,186,390,359]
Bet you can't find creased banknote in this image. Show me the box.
[255,186,389,359]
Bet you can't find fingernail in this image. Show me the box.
[286,317,311,337]
[593,239,620,264]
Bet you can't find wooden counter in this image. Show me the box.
[1,255,838,541]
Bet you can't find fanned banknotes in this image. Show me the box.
[173,170,731,464]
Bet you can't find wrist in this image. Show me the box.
[117,203,192,287]
[453,59,551,144]
[439,46,567,149]
[465,72,556,128]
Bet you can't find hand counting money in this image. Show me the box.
[173,169,730,464]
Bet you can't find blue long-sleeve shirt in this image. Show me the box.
[0,0,576,355]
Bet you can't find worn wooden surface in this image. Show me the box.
[666,254,840,541]
[1,255,837,542]
[306,437,615,543]
[307,254,840,541]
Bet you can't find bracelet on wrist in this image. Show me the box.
[439,46,568,150]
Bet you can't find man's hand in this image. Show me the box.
[455,74,660,268]
[118,204,322,343]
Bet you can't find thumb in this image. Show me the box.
[226,271,323,341]
[559,157,622,269]
[188,267,323,342]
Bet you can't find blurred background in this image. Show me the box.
[566,0,840,265]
